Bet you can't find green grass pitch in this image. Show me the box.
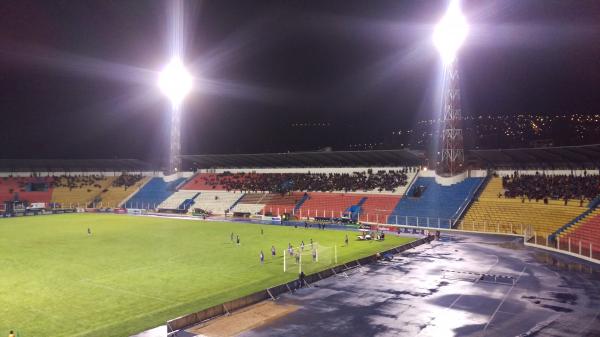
[0,213,415,337]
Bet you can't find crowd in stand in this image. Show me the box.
[201,170,409,193]
[112,174,143,189]
[50,175,106,190]
[502,172,600,202]
[49,174,143,191]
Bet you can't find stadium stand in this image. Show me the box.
[192,191,243,214]
[388,177,483,228]
[98,176,150,207]
[557,208,600,259]
[297,193,365,218]
[51,175,115,207]
[358,195,402,223]
[158,190,201,211]
[261,192,305,215]
[460,177,585,235]
[230,193,266,214]
[182,170,410,193]
[181,173,229,190]
[502,173,600,201]
[0,176,53,204]
[124,177,186,209]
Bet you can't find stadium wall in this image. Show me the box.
[163,235,434,335]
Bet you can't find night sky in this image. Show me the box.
[1,0,599,164]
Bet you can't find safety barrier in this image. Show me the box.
[524,232,600,264]
[164,236,433,335]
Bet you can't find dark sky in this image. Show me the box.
[1,0,599,164]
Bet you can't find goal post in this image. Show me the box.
[283,242,334,275]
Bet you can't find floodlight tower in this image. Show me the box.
[159,58,192,173]
[433,0,468,176]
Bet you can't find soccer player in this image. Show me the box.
[300,241,305,251]
[295,252,300,264]
[310,238,313,249]
[312,249,317,262]
[345,234,349,246]
[8,331,15,337]
[260,250,264,264]
[230,232,234,242]
[261,228,264,235]
[271,245,276,257]
[236,235,240,246]
[87,227,92,236]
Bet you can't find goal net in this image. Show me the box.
[283,242,335,275]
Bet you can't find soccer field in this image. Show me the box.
[0,213,414,337]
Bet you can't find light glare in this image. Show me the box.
[158,58,193,107]
[433,0,468,65]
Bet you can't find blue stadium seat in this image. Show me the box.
[387,177,483,228]
[124,177,186,209]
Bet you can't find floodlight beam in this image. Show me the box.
[433,0,468,65]
[158,58,193,108]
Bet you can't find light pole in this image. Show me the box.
[433,0,468,176]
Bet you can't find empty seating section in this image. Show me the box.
[98,176,150,207]
[557,209,600,259]
[460,177,583,235]
[0,177,53,204]
[262,192,305,215]
[479,176,503,199]
[158,190,201,210]
[124,177,186,209]
[461,201,583,235]
[192,191,242,214]
[358,195,402,223]
[51,176,116,207]
[297,193,364,218]
[231,193,266,214]
[389,177,483,228]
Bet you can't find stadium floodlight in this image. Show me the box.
[433,0,468,65]
[158,57,193,107]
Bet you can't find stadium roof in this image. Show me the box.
[0,159,155,172]
[467,144,600,169]
[181,149,424,168]
[1,144,598,172]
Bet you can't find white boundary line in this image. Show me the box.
[482,265,527,334]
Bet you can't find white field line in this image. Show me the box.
[482,265,527,334]
[79,279,171,304]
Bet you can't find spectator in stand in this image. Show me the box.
[198,169,409,194]
[502,172,600,203]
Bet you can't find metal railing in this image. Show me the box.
[524,231,599,263]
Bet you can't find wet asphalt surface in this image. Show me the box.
[238,233,600,337]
